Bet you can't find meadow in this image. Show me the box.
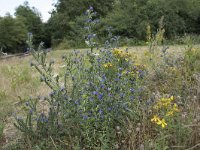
[0,6,200,150]
[0,42,200,149]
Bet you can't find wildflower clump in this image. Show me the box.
[112,48,130,59]
[14,7,146,149]
[151,96,180,128]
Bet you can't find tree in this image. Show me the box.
[15,1,45,47]
[47,0,115,47]
[104,0,200,41]
[0,15,27,53]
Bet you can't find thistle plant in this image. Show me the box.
[14,7,147,149]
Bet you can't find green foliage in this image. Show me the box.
[0,121,4,138]
[47,0,115,47]
[15,2,49,48]
[0,15,27,53]
[104,0,200,41]
[184,47,200,77]
[47,0,200,47]
[0,90,6,100]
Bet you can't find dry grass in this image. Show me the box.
[0,45,200,149]
[0,45,199,119]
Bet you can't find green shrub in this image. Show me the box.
[14,7,146,149]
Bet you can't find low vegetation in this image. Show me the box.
[0,7,200,150]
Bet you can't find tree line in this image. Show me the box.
[0,0,200,53]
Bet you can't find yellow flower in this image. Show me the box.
[103,63,113,68]
[112,48,130,58]
[166,111,174,116]
[151,115,160,122]
[172,103,179,112]
[157,118,167,128]
[151,116,167,128]
[112,49,122,56]
[170,96,174,101]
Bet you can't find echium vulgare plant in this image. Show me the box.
[14,7,146,149]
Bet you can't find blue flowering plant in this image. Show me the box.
[14,7,147,149]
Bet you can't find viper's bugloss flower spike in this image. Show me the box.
[89,6,93,11]
[14,7,149,148]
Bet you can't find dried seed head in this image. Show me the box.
[117,131,121,135]
[136,127,140,132]
[128,129,132,134]
[139,144,145,150]
[116,126,121,131]
[115,144,119,149]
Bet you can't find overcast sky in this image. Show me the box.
[0,0,57,22]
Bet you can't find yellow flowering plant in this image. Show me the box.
[151,96,180,129]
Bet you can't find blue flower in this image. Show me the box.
[115,78,120,81]
[118,68,123,71]
[120,93,125,98]
[100,84,105,89]
[86,19,92,23]
[75,100,80,105]
[98,93,103,100]
[89,97,94,102]
[97,58,101,62]
[117,73,122,77]
[83,115,88,120]
[108,93,113,97]
[93,91,98,95]
[99,109,103,115]
[89,6,93,11]
[87,34,96,39]
[108,107,112,111]
[130,88,134,93]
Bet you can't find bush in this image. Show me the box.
[14,7,147,149]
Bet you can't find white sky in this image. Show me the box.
[0,0,57,22]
